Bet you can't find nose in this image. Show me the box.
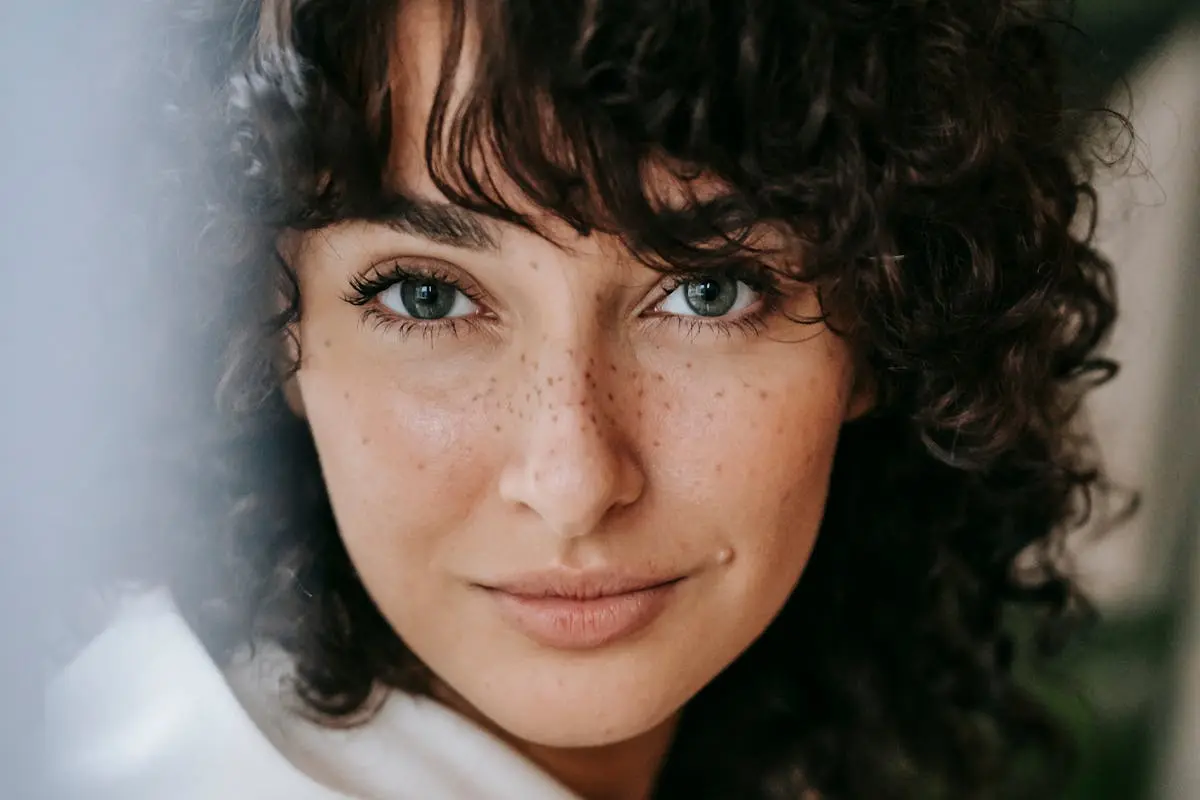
[497,345,645,539]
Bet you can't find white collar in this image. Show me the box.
[46,589,579,800]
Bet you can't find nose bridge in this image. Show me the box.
[498,331,642,539]
[536,343,602,417]
[523,309,618,430]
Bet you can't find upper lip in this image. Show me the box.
[480,568,685,600]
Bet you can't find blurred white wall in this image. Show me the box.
[1,4,167,796]
[1077,15,1200,800]
[1082,17,1200,614]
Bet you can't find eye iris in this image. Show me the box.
[684,278,737,317]
[401,280,456,319]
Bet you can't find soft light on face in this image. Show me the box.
[283,0,868,751]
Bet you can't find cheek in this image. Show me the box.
[293,350,496,567]
[654,367,845,499]
[647,361,849,583]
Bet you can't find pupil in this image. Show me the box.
[684,278,737,317]
[402,280,456,319]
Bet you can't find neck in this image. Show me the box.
[432,683,679,800]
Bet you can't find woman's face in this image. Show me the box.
[284,0,868,750]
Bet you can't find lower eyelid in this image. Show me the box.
[361,306,486,339]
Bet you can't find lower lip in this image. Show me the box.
[486,582,680,650]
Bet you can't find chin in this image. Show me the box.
[490,702,674,749]
[463,664,692,748]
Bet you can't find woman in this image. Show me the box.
[48,0,1128,798]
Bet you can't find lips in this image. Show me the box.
[479,570,684,650]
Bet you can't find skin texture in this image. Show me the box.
[279,4,869,797]
[286,213,866,797]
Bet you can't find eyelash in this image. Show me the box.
[343,262,490,341]
[648,272,780,341]
[342,261,785,342]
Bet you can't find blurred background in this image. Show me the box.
[3,1,1197,798]
[1045,2,1199,799]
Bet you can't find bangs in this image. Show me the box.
[227,0,833,276]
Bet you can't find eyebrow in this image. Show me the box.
[367,197,502,253]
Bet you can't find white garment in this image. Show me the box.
[45,590,580,800]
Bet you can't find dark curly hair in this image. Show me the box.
[139,0,1131,797]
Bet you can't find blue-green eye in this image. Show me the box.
[379,278,478,320]
[659,277,759,318]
